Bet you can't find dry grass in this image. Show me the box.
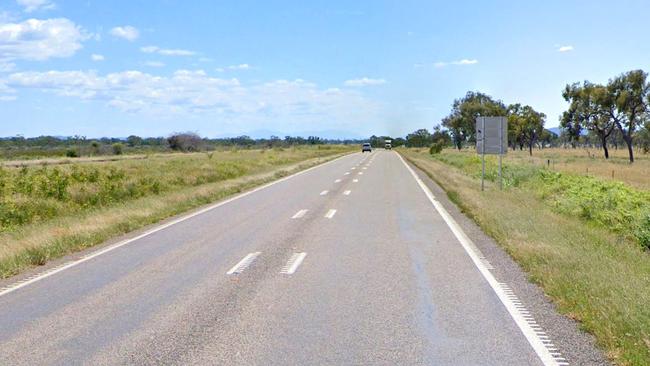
[402,148,650,366]
[499,147,650,190]
[0,146,352,278]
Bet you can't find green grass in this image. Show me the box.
[401,148,650,366]
[431,149,650,249]
[0,146,352,278]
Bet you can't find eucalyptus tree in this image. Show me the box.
[561,81,616,158]
[508,104,546,155]
[441,91,506,150]
[607,69,649,162]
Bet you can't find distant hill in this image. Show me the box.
[548,127,561,136]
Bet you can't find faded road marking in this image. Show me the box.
[292,209,308,219]
[280,252,307,274]
[227,252,261,275]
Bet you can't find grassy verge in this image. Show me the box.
[0,146,352,278]
[401,148,650,366]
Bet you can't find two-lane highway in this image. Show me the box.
[0,150,567,365]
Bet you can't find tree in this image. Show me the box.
[561,82,616,158]
[405,129,433,147]
[508,104,545,155]
[90,141,101,155]
[392,137,406,147]
[126,135,143,147]
[607,70,649,162]
[441,91,507,150]
[112,143,124,155]
[168,132,203,152]
[431,126,452,146]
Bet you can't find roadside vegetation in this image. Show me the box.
[394,67,650,365]
[401,148,650,365]
[0,145,352,279]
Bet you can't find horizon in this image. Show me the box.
[1,1,649,138]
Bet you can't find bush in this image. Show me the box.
[429,141,445,155]
[112,143,124,155]
[168,132,202,152]
[65,149,79,158]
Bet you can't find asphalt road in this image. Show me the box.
[0,150,603,365]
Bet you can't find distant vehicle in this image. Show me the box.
[385,143,392,150]
[362,143,372,153]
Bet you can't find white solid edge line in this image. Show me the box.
[396,152,561,366]
[325,209,337,219]
[226,252,261,275]
[283,252,307,274]
[0,152,356,298]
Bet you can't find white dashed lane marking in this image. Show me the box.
[358,172,363,175]
[343,190,351,195]
[226,252,261,275]
[335,179,342,183]
[320,190,328,196]
[280,252,307,275]
[353,179,359,183]
[325,209,337,219]
[344,172,350,175]
[292,209,308,219]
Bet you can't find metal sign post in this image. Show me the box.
[476,116,507,191]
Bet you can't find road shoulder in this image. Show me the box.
[402,153,611,366]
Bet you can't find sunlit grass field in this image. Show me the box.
[503,147,650,190]
[402,147,650,366]
[0,146,352,278]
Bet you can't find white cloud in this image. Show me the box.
[228,63,250,70]
[110,26,139,41]
[453,59,478,65]
[17,0,55,13]
[4,69,379,127]
[429,59,479,68]
[143,61,164,67]
[140,45,195,56]
[557,45,574,52]
[91,54,104,61]
[344,77,386,87]
[0,18,87,62]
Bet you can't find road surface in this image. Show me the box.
[0,151,591,365]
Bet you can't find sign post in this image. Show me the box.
[476,116,507,191]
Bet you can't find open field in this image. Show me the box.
[500,147,650,190]
[401,148,650,366]
[0,146,353,278]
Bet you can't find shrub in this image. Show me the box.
[112,143,124,155]
[65,149,79,158]
[429,141,445,155]
[168,132,202,152]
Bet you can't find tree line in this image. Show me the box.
[560,69,649,162]
[405,68,650,162]
[0,133,372,158]
[439,91,551,155]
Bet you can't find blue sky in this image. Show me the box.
[1,0,649,138]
